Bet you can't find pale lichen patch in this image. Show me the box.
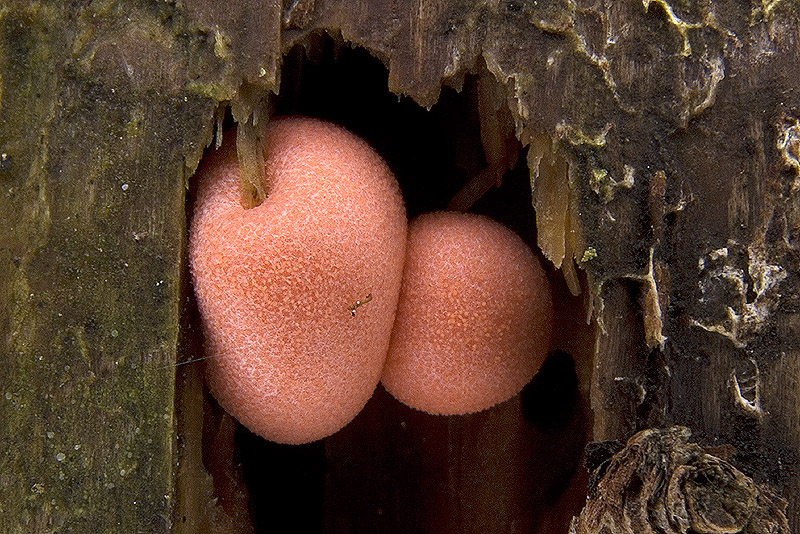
[692,241,786,347]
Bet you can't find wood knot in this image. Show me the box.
[570,426,790,534]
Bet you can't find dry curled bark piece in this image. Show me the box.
[570,427,790,534]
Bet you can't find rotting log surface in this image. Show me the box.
[0,3,217,532]
[2,1,800,532]
[571,427,790,534]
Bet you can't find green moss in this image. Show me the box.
[213,28,231,59]
[186,80,237,101]
[124,107,144,139]
[0,3,215,531]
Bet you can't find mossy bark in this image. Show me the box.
[0,3,218,532]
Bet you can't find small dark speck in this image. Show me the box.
[85,317,99,332]
[506,1,522,14]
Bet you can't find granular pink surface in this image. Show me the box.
[382,212,553,415]
[190,117,407,444]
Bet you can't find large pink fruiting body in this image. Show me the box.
[381,212,553,415]
[190,117,407,444]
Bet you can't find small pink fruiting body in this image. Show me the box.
[190,117,407,444]
[381,211,553,415]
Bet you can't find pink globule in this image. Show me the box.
[382,211,553,415]
[189,117,407,444]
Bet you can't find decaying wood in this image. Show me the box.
[0,4,216,532]
[570,427,790,534]
[3,0,800,532]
